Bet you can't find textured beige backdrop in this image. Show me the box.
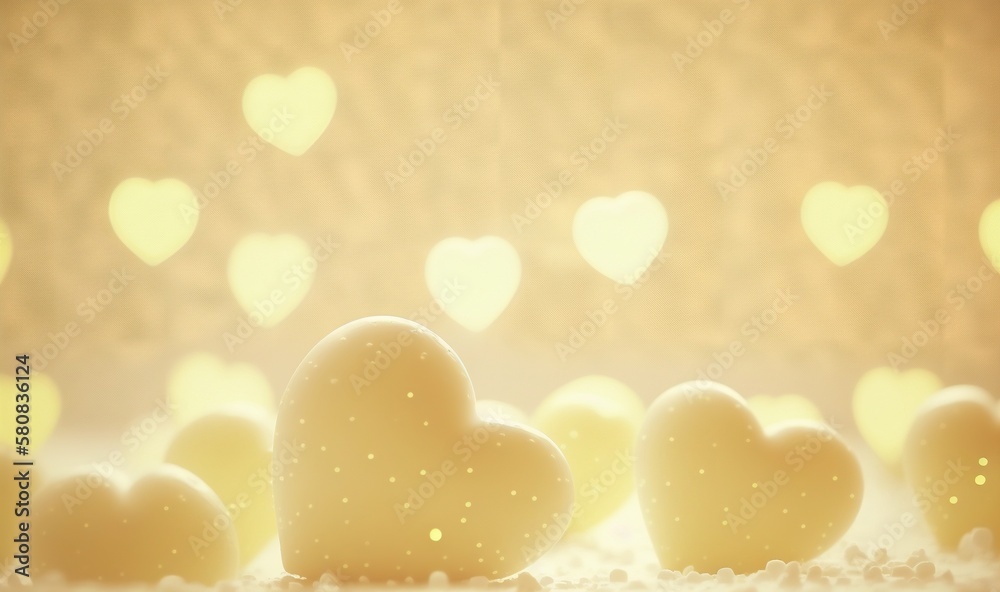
[0,1,997,456]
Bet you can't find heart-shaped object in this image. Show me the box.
[981,199,1000,272]
[167,352,275,424]
[242,66,336,156]
[424,236,521,332]
[636,381,863,574]
[0,371,61,448]
[35,465,238,584]
[165,405,276,566]
[532,375,645,533]
[0,217,11,285]
[228,233,315,328]
[572,191,668,285]
[109,178,199,266]
[274,316,573,582]
[801,181,888,266]
[903,385,999,550]
[853,366,942,468]
[747,394,823,428]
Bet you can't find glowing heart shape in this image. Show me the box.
[109,178,199,266]
[636,381,863,574]
[242,67,336,156]
[903,385,999,549]
[573,191,668,284]
[35,465,238,584]
[0,217,11,285]
[274,316,573,582]
[981,199,1000,272]
[424,236,521,332]
[165,406,276,566]
[532,375,645,533]
[747,394,823,428]
[0,371,61,448]
[228,233,314,328]
[167,352,275,424]
[801,181,888,266]
[853,366,942,468]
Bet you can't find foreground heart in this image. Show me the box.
[228,233,314,328]
[109,178,199,266]
[242,66,336,156]
[36,465,238,584]
[800,181,887,266]
[636,381,862,574]
[981,199,1000,271]
[274,316,573,582]
[0,371,61,448]
[0,217,11,285]
[903,385,999,549]
[532,375,645,533]
[853,366,942,468]
[167,352,275,424]
[164,406,277,566]
[572,191,668,284]
[424,236,521,332]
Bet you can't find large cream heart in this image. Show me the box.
[747,394,823,428]
[108,178,199,266]
[164,406,276,566]
[981,199,1000,272]
[228,233,314,328]
[0,371,61,449]
[242,67,337,156]
[532,375,645,533]
[424,236,521,332]
[572,191,668,284]
[636,381,863,574]
[801,181,888,266]
[903,385,999,550]
[274,316,574,582]
[167,352,275,424]
[852,366,942,468]
[0,217,11,285]
[35,465,238,584]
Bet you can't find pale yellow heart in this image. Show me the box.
[242,66,337,156]
[636,381,863,574]
[0,371,61,449]
[274,316,574,582]
[853,366,942,467]
[0,217,11,285]
[801,181,888,266]
[903,385,1000,549]
[572,191,668,284]
[981,199,1000,272]
[167,352,274,424]
[228,233,314,328]
[532,375,645,533]
[747,394,823,428]
[424,236,521,332]
[165,405,276,566]
[35,465,239,584]
[109,178,199,266]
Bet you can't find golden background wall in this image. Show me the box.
[0,0,997,459]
